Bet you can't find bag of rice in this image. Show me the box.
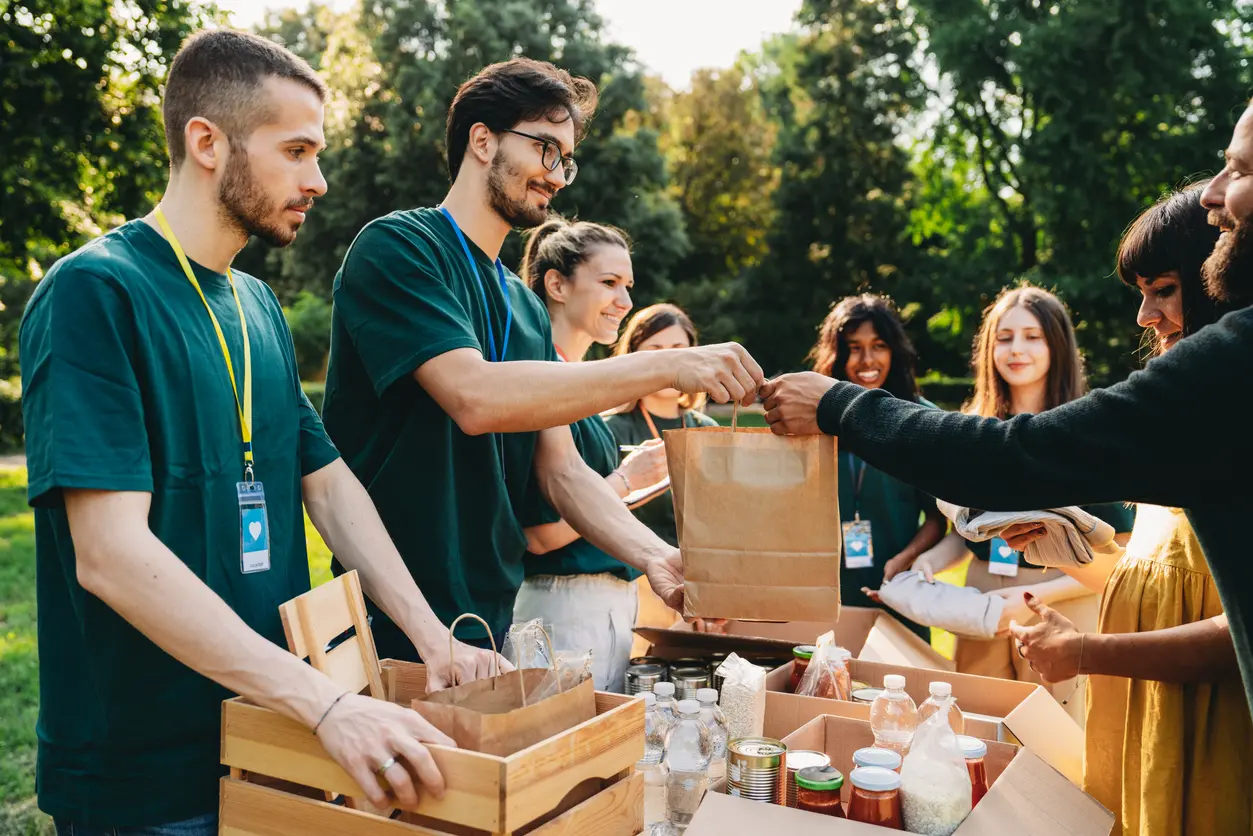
[900,702,972,835]
[714,653,766,740]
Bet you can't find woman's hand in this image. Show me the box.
[1000,522,1047,552]
[882,551,917,582]
[616,439,668,491]
[991,585,1038,635]
[1008,593,1084,682]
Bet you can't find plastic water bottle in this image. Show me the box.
[869,674,919,757]
[636,693,667,827]
[695,688,728,782]
[918,680,965,735]
[662,699,713,831]
[653,681,679,730]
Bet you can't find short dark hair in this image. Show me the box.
[520,215,631,298]
[163,29,327,167]
[445,58,598,182]
[1117,179,1228,353]
[808,294,921,403]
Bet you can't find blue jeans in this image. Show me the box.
[54,812,217,836]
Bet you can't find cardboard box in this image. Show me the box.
[635,607,952,671]
[688,714,1114,835]
[762,660,1086,785]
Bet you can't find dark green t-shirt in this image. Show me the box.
[322,207,557,652]
[19,220,339,827]
[964,502,1136,562]
[602,406,719,547]
[523,413,638,581]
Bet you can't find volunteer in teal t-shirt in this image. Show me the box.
[602,304,721,548]
[19,31,493,833]
[805,295,946,639]
[321,58,765,660]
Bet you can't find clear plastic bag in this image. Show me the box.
[796,632,851,701]
[899,703,973,836]
[715,653,766,740]
[502,619,556,670]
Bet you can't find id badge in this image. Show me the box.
[987,536,1020,577]
[842,518,874,569]
[237,481,271,574]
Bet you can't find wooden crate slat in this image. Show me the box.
[219,777,448,835]
[323,638,372,696]
[221,699,505,831]
[502,698,644,830]
[383,660,429,705]
[523,772,643,836]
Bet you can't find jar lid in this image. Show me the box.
[929,681,952,697]
[850,766,901,792]
[852,746,902,770]
[883,674,906,690]
[795,765,844,791]
[851,687,884,702]
[793,645,815,660]
[653,682,675,697]
[957,735,988,759]
[785,750,831,771]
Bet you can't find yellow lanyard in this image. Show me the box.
[153,208,254,480]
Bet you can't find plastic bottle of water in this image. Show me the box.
[635,693,667,827]
[695,688,728,782]
[661,699,712,832]
[869,674,919,757]
[653,681,679,731]
[918,680,965,735]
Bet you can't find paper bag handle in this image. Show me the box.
[731,402,739,432]
[448,613,500,693]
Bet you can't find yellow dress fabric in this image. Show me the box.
[1083,504,1253,835]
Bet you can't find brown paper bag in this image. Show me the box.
[664,424,841,622]
[410,614,597,756]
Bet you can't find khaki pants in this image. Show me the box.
[955,558,1098,727]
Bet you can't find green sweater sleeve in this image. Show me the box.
[815,308,1253,511]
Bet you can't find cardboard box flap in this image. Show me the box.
[1001,686,1086,785]
[632,625,797,655]
[956,748,1113,835]
[859,616,955,672]
[688,790,885,835]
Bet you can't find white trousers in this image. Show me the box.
[513,573,640,693]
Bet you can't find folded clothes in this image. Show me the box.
[936,500,1118,568]
[876,571,1004,639]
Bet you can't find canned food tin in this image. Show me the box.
[851,687,883,704]
[784,749,832,808]
[671,666,711,700]
[705,652,728,679]
[851,679,871,694]
[625,663,667,695]
[727,737,787,804]
[630,655,667,670]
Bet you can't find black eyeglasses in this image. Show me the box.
[501,129,578,184]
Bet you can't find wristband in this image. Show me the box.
[313,691,350,735]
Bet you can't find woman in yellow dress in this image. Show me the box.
[1011,181,1253,835]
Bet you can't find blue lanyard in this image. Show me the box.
[439,206,513,362]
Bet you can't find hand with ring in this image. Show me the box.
[1007,593,1085,683]
[313,691,455,809]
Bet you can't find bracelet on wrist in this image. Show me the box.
[313,690,350,735]
[614,470,632,493]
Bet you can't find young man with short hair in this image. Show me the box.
[21,30,499,834]
[322,58,764,659]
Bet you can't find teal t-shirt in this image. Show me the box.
[322,207,558,653]
[524,413,638,581]
[602,405,720,547]
[19,220,340,827]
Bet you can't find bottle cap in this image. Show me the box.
[795,765,844,791]
[676,698,700,715]
[653,681,675,697]
[696,688,718,703]
[883,674,906,690]
[638,692,657,707]
[929,681,952,697]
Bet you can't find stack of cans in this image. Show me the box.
[783,750,832,807]
[625,663,667,695]
[726,738,788,804]
[671,667,711,700]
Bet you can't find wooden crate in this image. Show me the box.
[219,660,644,835]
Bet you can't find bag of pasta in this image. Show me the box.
[795,630,851,701]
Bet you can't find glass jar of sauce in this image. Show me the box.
[795,766,845,817]
[847,766,903,829]
[790,645,815,692]
[958,735,989,809]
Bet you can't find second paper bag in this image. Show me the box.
[665,426,841,622]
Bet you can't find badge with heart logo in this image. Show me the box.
[842,519,874,569]
[238,481,271,574]
[988,535,1019,577]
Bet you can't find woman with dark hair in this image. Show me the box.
[512,216,670,692]
[900,285,1134,721]
[809,294,944,639]
[1009,182,1253,835]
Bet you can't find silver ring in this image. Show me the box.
[375,756,398,775]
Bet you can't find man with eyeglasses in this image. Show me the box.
[321,58,764,661]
